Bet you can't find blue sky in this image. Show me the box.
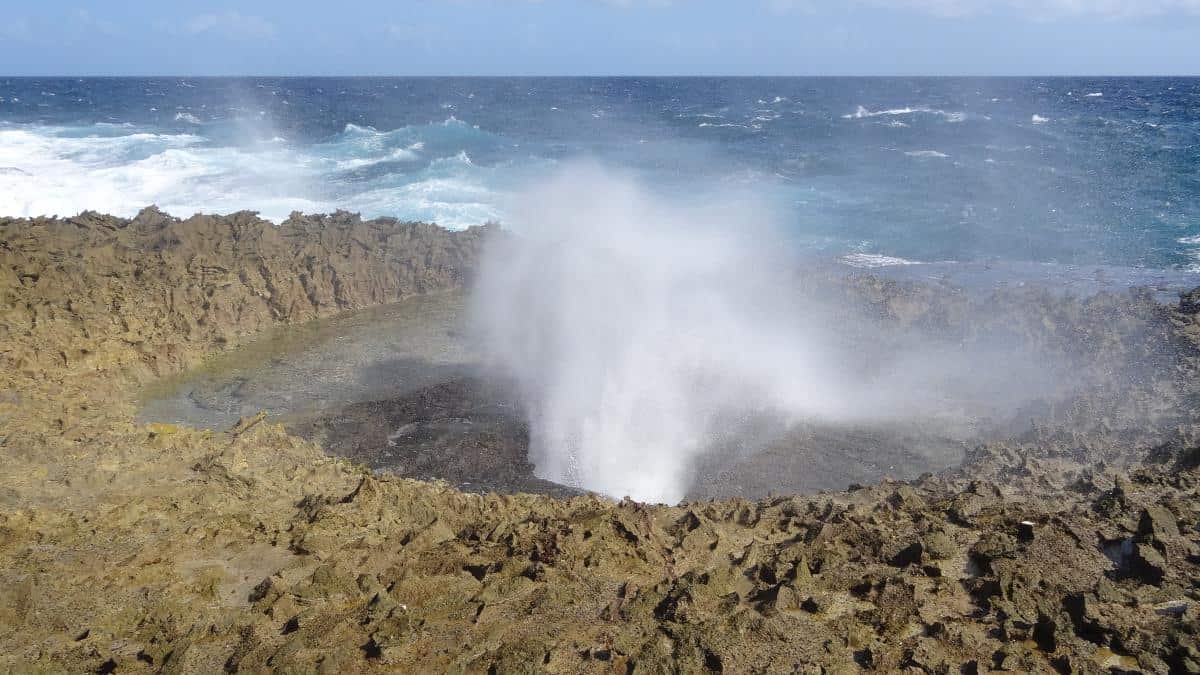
[2,1,1198,75]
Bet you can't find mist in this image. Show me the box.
[469,162,1070,503]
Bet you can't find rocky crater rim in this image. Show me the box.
[2,208,1200,673]
[6,206,1200,504]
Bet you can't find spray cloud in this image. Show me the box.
[470,162,1062,503]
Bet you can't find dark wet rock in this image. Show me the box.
[288,378,587,498]
[1180,288,1200,315]
[1129,542,1168,585]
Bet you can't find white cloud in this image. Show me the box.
[186,11,276,40]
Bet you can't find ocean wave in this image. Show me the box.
[334,143,423,170]
[353,176,503,229]
[843,105,966,122]
[336,117,486,145]
[838,253,927,268]
[341,122,382,136]
[1174,235,1200,272]
[0,122,501,228]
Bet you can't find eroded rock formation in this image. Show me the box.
[1,210,1198,673]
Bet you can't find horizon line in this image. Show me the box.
[3,74,1199,79]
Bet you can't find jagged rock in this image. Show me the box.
[921,531,955,560]
[0,211,1197,673]
[1129,543,1168,586]
[1138,506,1180,542]
[1153,600,1191,617]
[888,485,924,510]
[1180,288,1200,315]
[889,541,925,567]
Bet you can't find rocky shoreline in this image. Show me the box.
[2,209,1199,673]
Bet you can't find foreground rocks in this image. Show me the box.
[1,210,1199,673]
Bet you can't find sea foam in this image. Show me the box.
[844,105,965,122]
[0,121,502,228]
[838,253,926,268]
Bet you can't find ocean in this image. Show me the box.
[2,76,1199,288]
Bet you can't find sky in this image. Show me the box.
[1,1,1198,76]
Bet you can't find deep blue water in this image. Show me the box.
[2,77,1199,283]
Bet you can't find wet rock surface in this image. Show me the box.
[1,210,1199,673]
[288,377,587,499]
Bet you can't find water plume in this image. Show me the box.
[469,162,1065,503]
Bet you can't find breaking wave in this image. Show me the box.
[843,105,966,122]
[905,150,949,158]
[839,253,927,268]
[0,119,506,228]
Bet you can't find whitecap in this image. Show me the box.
[1086,92,1103,97]
[353,177,501,230]
[839,253,926,268]
[1182,235,1200,272]
[904,150,949,158]
[174,112,202,124]
[0,125,320,222]
[843,105,965,122]
[334,142,424,170]
[1031,114,1049,124]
